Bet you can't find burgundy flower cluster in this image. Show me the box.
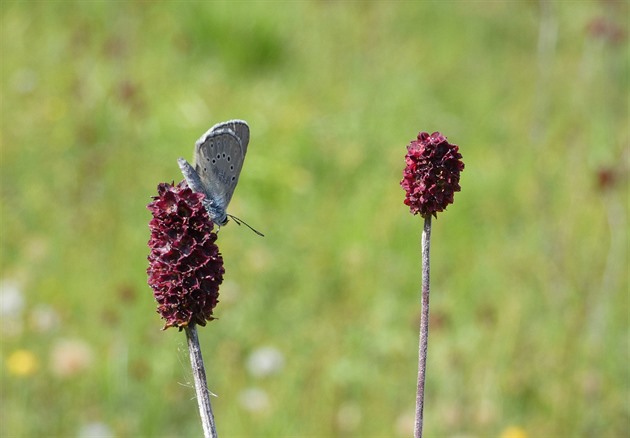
[401,132,464,218]
[147,182,224,330]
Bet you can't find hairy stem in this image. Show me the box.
[415,216,432,438]
[185,325,218,438]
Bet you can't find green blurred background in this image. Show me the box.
[1,1,628,437]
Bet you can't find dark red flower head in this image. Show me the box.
[401,132,464,218]
[147,181,224,330]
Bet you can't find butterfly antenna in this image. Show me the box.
[227,214,265,237]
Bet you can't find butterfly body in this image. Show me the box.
[178,120,250,227]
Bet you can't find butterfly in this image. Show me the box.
[178,120,263,236]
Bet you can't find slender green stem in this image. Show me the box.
[185,325,218,438]
[415,215,432,438]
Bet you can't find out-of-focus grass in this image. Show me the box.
[1,1,627,437]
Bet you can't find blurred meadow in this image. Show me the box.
[1,1,628,437]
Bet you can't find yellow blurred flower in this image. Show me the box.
[500,426,528,438]
[7,349,39,377]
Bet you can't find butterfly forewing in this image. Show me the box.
[194,128,244,208]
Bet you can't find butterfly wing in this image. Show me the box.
[194,127,245,210]
[210,119,250,155]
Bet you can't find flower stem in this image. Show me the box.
[185,325,218,438]
[415,215,432,438]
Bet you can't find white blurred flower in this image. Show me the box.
[238,387,270,414]
[218,280,240,304]
[29,305,61,333]
[395,410,415,437]
[11,68,38,94]
[50,339,94,377]
[0,280,24,317]
[246,346,285,378]
[77,422,114,438]
[336,402,361,432]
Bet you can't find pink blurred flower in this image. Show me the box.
[50,339,94,377]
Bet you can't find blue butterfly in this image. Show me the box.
[178,120,262,236]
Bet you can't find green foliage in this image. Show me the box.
[1,1,627,437]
